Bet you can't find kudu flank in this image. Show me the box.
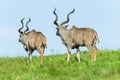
[18,18,47,63]
[53,8,100,63]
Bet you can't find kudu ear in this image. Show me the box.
[64,25,69,28]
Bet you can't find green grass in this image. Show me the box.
[0,50,120,80]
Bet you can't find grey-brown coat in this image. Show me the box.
[18,18,47,64]
[53,8,100,62]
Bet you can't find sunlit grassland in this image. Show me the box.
[0,50,120,80]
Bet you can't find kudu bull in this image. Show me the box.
[18,18,47,63]
[53,8,100,63]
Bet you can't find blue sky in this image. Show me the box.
[0,0,120,57]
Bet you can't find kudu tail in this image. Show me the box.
[95,33,100,44]
[43,36,47,48]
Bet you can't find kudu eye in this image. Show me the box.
[19,34,22,37]
[56,28,59,30]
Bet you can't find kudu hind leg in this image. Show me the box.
[40,47,45,64]
[37,47,44,64]
[94,45,98,53]
[87,45,96,61]
[92,44,98,61]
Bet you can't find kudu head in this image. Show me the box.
[18,18,31,43]
[53,8,75,36]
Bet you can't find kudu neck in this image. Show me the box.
[59,28,69,41]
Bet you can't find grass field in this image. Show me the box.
[0,50,120,80]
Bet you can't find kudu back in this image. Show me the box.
[53,8,100,63]
[18,18,47,64]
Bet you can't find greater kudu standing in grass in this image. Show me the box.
[53,8,100,63]
[18,18,47,64]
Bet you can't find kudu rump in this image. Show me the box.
[53,8,100,63]
[18,18,47,63]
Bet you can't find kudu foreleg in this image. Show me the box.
[67,47,71,63]
[28,53,32,62]
[28,50,33,63]
[76,47,80,63]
